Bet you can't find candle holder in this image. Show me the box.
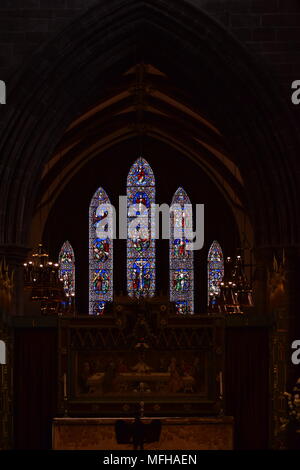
[63,396,68,417]
[217,370,224,417]
[139,401,144,418]
[62,372,68,416]
[218,394,224,417]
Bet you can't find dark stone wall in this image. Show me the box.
[13,327,57,449]
[0,0,97,80]
[0,0,299,105]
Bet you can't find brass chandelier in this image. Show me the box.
[23,244,66,314]
[209,254,253,314]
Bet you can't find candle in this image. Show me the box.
[220,371,223,397]
[63,373,67,398]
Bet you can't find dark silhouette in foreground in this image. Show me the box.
[115,417,161,450]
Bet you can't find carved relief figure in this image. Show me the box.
[269,251,287,311]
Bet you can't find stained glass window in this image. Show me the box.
[170,187,194,314]
[127,157,155,297]
[89,187,113,315]
[208,240,224,304]
[58,240,75,300]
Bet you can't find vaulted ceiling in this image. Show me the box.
[1,0,298,248]
[35,64,249,247]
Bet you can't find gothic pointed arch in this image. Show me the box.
[0,0,298,250]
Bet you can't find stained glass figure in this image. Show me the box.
[127,157,155,297]
[170,187,194,314]
[207,240,224,304]
[89,187,113,315]
[58,240,75,300]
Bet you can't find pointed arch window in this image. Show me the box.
[170,187,194,314]
[207,240,224,304]
[58,240,75,300]
[89,187,113,315]
[127,157,155,297]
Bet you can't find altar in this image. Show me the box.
[53,298,232,449]
[86,371,195,394]
[52,416,234,450]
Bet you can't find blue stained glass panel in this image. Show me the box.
[89,187,113,315]
[127,157,155,297]
[58,240,75,301]
[169,187,194,314]
[207,240,224,304]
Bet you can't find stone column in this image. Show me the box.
[252,246,272,316]
[0,244,29,319]
[0,324,12,449]
[267,246,300,448]
[283,247,300,387]
[0,245,29,449]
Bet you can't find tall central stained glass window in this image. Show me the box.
[170,187,194,314]
[127,157,155,297]
[89,187,113,315]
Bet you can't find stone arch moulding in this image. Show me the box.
[0,0,298,249]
